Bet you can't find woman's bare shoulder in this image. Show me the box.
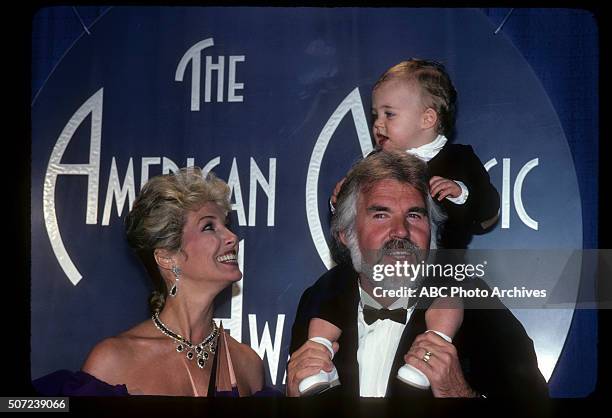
[81,336,131,383]
[81,320,155,384]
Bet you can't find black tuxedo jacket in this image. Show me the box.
[290,263,549,399]
[428,144,500,249]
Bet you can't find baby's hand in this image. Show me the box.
[429,176,461,201]
[330,177,347,209]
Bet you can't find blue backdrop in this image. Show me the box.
[31,7,598,396]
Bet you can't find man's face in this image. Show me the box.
[348,179,431,271]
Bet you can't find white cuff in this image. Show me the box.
[446,180,469,205]
[309,337,335,359]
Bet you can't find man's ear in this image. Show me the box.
[339,230,348,246]
[154,249,175,271]
[422,108,438,130]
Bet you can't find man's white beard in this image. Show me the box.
[345,230,363,273]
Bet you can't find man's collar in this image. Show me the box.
[358,280,408,310]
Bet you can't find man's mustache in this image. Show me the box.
[381,238,421,254]
[364,238,425,265]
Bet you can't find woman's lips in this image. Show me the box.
[216,252,238,264]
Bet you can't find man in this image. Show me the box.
[287,151,548,398]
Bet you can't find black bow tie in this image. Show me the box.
[362,305,407,325]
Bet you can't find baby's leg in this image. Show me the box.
[397,297,464,389]
[424,296,464,340]
[299,318,342,395]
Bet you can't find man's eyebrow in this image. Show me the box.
[366,205,390,212]
[409,206,428,216]
[366,205,428,215]
[198,215,217,223]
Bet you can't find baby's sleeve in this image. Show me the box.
[461,145,500,229]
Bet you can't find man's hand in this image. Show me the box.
[404,332,477,397]
[429,176,462,201]
[286,340,338,397]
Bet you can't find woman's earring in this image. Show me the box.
[170,265,181,297]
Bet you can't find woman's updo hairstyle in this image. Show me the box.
[125,167,231,313]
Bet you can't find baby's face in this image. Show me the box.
[371,80,431,152]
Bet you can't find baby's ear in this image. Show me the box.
[422,108,438,130]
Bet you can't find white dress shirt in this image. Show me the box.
[356,284,415,397]
[405,134,469,205]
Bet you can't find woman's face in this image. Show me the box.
[177,202,242,284]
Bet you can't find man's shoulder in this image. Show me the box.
[290,263,358,352]
[461,278,532,339]
[304,262,357,295]
[296,262,358,317]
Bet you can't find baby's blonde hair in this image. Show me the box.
[374,59,457,137]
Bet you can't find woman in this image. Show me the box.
[59,167,263,396]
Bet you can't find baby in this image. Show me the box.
[332,59,500,247]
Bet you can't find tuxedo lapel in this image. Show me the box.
[333,277,360,396]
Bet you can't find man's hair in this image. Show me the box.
[330,151,446,270]
[125,166,231,314]
[373,59,457,137]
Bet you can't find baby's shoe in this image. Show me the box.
[298,337,340,396]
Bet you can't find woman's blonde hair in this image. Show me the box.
[125,167,231,313]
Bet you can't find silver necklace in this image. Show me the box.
[152,312,219,369]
